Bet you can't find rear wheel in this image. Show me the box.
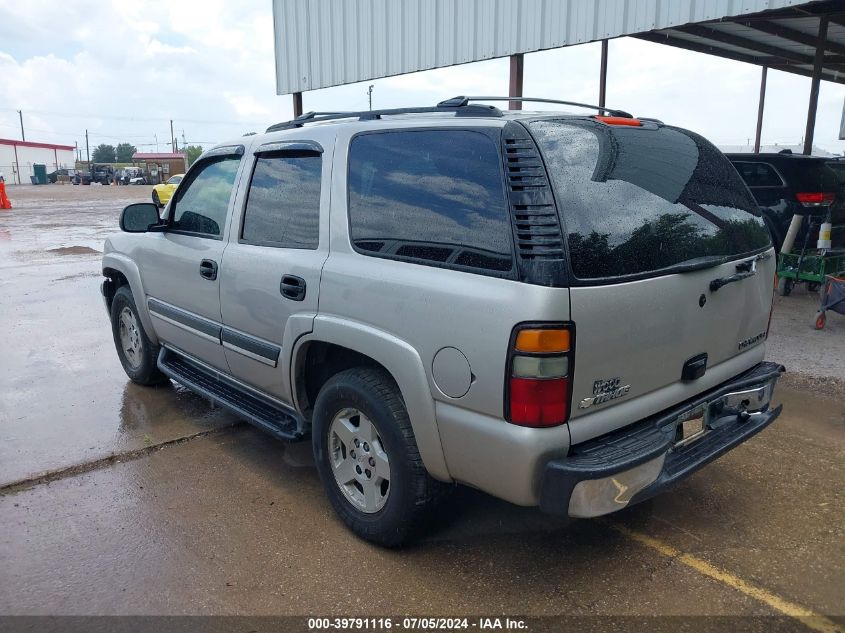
[777,277,793,297]
[110,286,167,385]
[312,367,443,547]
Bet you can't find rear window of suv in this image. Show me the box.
[530,120,771,281]
[347,129,514,274]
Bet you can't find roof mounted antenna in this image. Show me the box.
[438,96,633,118]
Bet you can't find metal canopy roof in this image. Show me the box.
[272,0,815,96]
[640,0,845,84]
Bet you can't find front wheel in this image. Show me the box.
[110,286,167,385]
[312,367,444,547]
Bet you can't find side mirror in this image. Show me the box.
[120,203,161,233]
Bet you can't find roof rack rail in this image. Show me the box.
[266,103,503,132]
[437,96,633,118]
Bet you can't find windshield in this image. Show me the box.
[530,120,771,281]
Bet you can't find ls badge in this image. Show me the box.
[578,377,631,410]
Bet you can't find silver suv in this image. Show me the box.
[102,97,784,546]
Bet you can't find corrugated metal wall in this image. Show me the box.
[273,0,818,94]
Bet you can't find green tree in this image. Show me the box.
[115,143,137,163]
[91,144,116,163]
[184,145,204,166]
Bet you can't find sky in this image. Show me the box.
[1,0,845,156]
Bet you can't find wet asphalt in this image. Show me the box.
[0,185,842,623]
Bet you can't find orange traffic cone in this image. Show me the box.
[0,182,12,210]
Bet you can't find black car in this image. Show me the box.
[72,165,114,185]
[47,168,78,183]
[726,152,845,253]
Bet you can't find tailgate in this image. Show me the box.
[569,251,775,419]
[529,118,775,436]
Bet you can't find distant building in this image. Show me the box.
[719,144,839,158]
[0,138,75,185]
[131,152,187,185]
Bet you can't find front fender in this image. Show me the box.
[291,315,451,482]
[101,251,158,344]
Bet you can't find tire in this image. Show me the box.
[807,282,820,293]
[777,276,793,297]
[312,367,444,547]
[813,311,826,330]
[152,191,162,208]
[110,286,168,386]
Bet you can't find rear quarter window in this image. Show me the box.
[530,120,771,281]
[347,129,514,275]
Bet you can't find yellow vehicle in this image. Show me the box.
[151,174,184,208]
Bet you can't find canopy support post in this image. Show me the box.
[599,40,608,108]
[509,54,524,110]
[754,66,768,153]
[803,16,829,155]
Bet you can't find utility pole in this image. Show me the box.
[17,110,25,141]
[154,134,159,152]
[170,119,175,152]
[85,130,90,173]
[368,85,374,111]
[182,129,187,148]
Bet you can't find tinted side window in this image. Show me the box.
[241,154,322,249]
[171,157,240,237]
[347,130,513,273]
[733,162,782,187]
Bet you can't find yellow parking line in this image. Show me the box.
[610,522,841,633]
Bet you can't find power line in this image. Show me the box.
[0,107,264,127]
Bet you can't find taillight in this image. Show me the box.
[795,192,834,207]
[506,323,574,427]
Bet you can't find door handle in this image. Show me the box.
[199,259,218,280]
[280,275,306,301]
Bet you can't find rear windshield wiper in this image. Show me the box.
[665,256,730,274]
[709,255,765,291]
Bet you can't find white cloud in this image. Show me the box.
[0,0,844,155]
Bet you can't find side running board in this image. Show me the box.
[158,347,306,441]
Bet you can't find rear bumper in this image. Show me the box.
[539,361,785,518]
